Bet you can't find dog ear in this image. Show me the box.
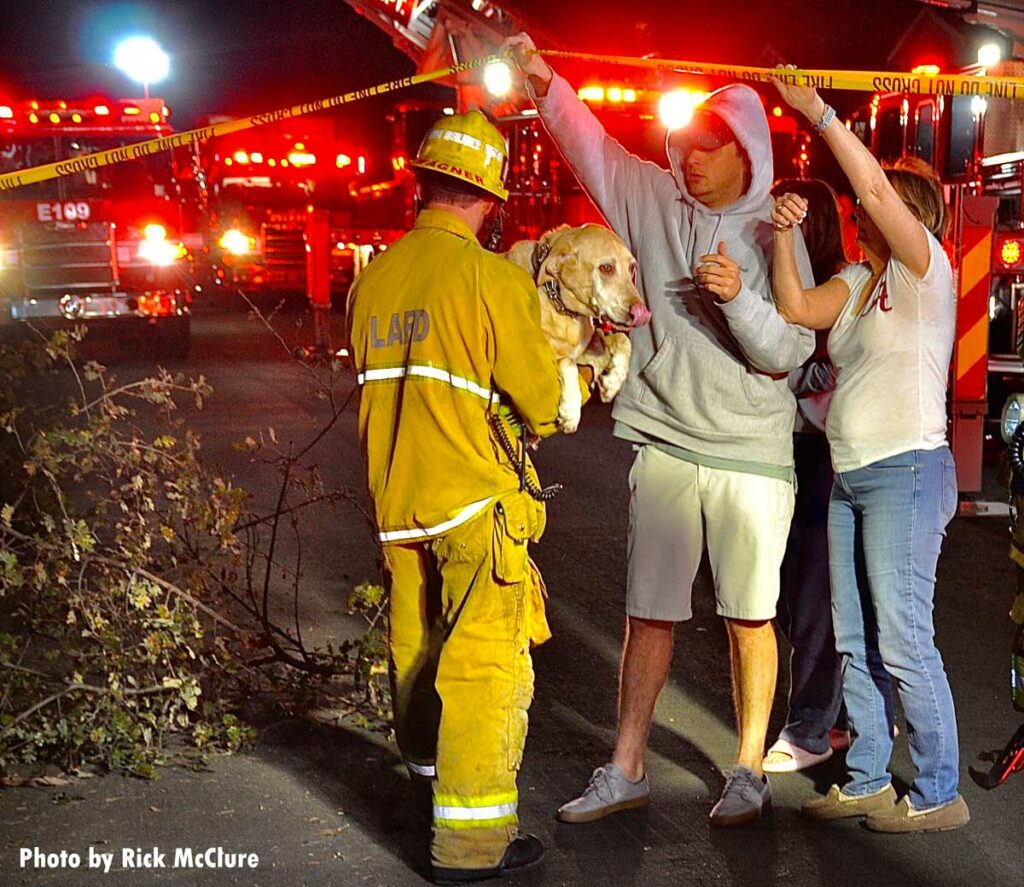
[545,235,593,306]
[540,231,575,274]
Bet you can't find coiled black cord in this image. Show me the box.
[488,410,563,502]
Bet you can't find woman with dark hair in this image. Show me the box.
[762,178,849,774]
[774,179,848,287]
[771,73,969,832]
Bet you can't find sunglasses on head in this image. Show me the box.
[680,111,738,151]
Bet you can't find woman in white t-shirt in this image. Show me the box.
[769,73,968,833]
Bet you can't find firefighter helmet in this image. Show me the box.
[410,110,510,202]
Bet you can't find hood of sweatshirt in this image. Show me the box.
[658,84,778,363]
[665,83,774,222]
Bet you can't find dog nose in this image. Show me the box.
[629,303,652,326]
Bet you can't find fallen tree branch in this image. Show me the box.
[0,670,176,736]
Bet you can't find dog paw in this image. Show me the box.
[557,411,581,434]
[557,402,582,434]
[598,365,628,402]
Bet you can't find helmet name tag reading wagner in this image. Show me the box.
[410,110,510,202]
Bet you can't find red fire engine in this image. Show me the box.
[0,97,193,358]
[352,86,804,248]
[339,0,807,255]
[344,0,1024,511]
[188,115,370,300]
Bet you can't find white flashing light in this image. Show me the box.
[138,225,184,266]
[658,89,706,130]
[978,42,1002,68]
[0,106,12,119]
[336,153,352,169]
[219,228,254,256]
[484,61,513,98]
[287,151,317,167]
[138,240,183,266]
[113,37,170,87]
[971,95,988,117]
[250,152,263,163]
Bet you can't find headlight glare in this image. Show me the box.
[1001,394,1024,444]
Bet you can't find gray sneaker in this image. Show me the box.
[709,765,772,828]
[556,764,650,823]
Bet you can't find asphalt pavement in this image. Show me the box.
[1,310,1021,887]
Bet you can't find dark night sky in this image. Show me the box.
[1,1,1003,130]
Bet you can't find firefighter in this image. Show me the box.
[348,110,574,882]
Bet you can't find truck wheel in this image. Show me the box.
[152,317,192,362]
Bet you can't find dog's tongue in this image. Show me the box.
[630,304,652,326]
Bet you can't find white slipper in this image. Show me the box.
[762,739,834,773]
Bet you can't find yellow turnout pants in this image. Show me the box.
[383,490,550,870]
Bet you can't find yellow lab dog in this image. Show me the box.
[506,224,650,432]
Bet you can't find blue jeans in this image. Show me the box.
[828,447,960,809]
[777,433,846,754]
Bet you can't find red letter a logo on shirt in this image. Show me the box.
[876,281,893,313]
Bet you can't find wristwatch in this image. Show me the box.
[813,103,836,132]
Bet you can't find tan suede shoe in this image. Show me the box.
[864,795,970,833]
[801,783,898,820]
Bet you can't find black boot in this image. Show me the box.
[431,834,544,884]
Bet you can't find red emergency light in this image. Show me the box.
[0,97,170,133]
[995,232,1024,272]
[577,84,639,104]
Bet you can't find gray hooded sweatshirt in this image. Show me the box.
[535,74,815,469]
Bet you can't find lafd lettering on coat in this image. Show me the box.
[370,309,431,348]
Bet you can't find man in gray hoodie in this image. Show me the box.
[505,34,815,828]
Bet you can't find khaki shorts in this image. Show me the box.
[626,446,795,622]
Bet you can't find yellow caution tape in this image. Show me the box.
[540,49,1024,101]
[0,56,494,192]
[5,48,1023,192]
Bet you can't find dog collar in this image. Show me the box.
[531,240,551,279]
[531,240,591,322]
